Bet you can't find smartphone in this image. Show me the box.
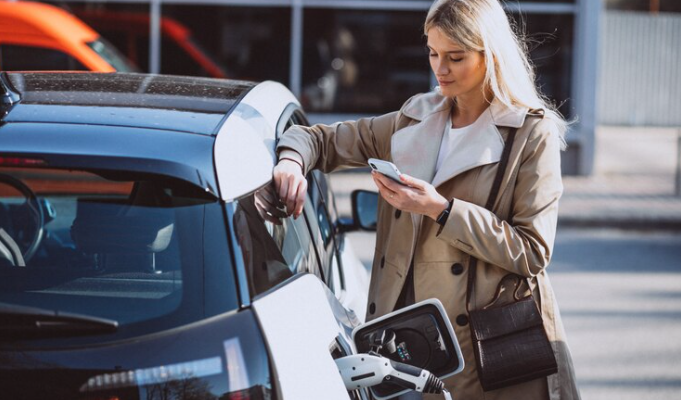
[368,158,405,185]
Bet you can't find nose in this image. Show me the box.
[433,57,449,76]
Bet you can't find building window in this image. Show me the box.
[302,9,431,114]
[162,5,291,83]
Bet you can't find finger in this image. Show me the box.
[372,170,394,190]
[272,165,285,194]
[373,171,403,192]
[372,172,395,194]
[285,175,300,214]
[278,176,291,208]
[373,174,398,203]
[293,180,308,218]
[399,173,425,189]
[268,184,287,208]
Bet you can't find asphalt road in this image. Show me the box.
[345,228,681,400]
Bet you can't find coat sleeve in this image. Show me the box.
[276,111,403,175]
[436,118,564,277]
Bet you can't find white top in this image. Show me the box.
[435,106,497,173]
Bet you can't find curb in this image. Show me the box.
[558,217,681,231]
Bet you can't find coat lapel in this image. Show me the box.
[390,100,449,184]
[431,99,530,188]
[391,93,450,249]
[388,93,531,242]
[431,121,504,188]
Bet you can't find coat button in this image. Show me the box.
[395,209,402,219]
[451,263,464,275]
[380,256,385,269]
[369,302,376,315]
[456,314,469,326]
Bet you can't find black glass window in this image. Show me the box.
[233,188,319,296]
[306,171,345,294]
[86,38,138,72]
[0,45,87,71]
[0,166,237,341]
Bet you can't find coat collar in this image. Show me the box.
[393,92,529,188]
[401,92,529,128]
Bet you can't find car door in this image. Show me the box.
[306,168,369,321]
[235,107,369,399]
[285,109,369,319]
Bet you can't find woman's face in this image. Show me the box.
[427,27,487,99]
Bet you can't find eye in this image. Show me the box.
[429,53,437,58]
[450,57,464,62]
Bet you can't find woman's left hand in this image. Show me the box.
[371,171,450,221]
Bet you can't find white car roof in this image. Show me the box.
[214,81,300,201]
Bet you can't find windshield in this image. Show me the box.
[0,166,236,341]
[87,37,139,72]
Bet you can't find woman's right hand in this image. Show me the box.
[272,159,307,219]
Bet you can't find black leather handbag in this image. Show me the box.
[466,127,558,392]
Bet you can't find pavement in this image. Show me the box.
[560,126,681,230]
[329,125,681,231]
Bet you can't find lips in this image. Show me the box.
[438,80,454,86]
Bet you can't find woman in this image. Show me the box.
[273,0,580,398]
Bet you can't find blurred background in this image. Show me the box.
[1,0,680,399]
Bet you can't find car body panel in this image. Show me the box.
[214,80,298,201]
[337,238,370,324]
[0,309,273,399]
[252,273,355,399]
[0,122,218,196]
[4,72,252,135]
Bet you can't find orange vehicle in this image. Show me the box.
[0,1,136,72]
[73,8,227,78]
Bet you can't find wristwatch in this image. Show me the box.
[435,199,454,226]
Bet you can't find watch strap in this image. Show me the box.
[436,199,454,226]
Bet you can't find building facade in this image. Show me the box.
[34,0,599,174]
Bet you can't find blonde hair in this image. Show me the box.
[425,0,568,146]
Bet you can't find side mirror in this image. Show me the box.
[352,299,464,399]
[351,190,378,231]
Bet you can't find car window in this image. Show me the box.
[307,171,345,295]
[0,166,238,342]
[279,111,345,296]
[232,189,320,297]
[86,38,138,72]
[0,45,88,71]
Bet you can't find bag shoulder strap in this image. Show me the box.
[466,126,518,311]
[485,128,518,210]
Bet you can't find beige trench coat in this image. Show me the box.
[277,92,581,400]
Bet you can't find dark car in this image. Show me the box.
[0,72,463,400]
